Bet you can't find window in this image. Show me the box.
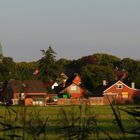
[33,98,45,106]
[116,84,123,89]
[122,92,128,99]
[71,85,77,91]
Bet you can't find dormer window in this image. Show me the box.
[117,84,123,89]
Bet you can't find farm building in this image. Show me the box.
[0,80,49,106]
[55,73,85,99]
[93,80,140,104]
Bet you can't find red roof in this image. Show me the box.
[73,75,81,85]
[9,80,47,93]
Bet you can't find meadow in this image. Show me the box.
[0,105,139,140]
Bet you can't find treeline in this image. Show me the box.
[0,46,140,92]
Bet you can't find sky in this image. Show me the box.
[0,0,140,62]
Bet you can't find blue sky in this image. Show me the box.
[0,0,140,62]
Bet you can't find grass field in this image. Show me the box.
[0,105,139,140]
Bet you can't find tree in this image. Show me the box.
[81,65,114,92]
[55,58,71,81]
[120,58,137,73]
[15,62,38,80]
[38,46,58,82]
[120,58,140,88]
[0,57,16,80]
[79,55,98,65]
[93,53,121,67]
[65,59,82,76]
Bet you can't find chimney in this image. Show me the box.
[131,82,135,89]
[103,80,107,86]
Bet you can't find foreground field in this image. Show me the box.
[0,105,139,140]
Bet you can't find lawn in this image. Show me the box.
[0,105,139,140]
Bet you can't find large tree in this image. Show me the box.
[15,62,37,80]
[81,65,115,92]
[93,53,121,67]
[120,58,137,73]
[38,46,58,82]
[0,57,16,81]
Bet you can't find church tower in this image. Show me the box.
[0,43,3,63]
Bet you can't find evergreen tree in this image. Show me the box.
[38,46,58,82]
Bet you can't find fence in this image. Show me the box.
[57,96,115,105]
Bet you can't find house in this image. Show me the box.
[6,80,48,106]
[55,73,84,99]
[93,80,140,104]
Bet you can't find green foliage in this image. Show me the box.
[81,65,115,91]
[0,63,9,81]
[65,59,82,75]
[56,58,71,74]
[56,58,70,67]
[0,105,139,139]
[0,105,49,140]
[80,53,121,67]
[15,62,38,80]
[120,58,140,88]
[121,58,137,72]
[109,101,140,139]
[0,57,38,81]
[0,51,140,91]
[38,46,59,82]
[79,55,98,65]
[26,109,48,140]
[0,57,16,81]
[93,53,121,66]
[57,105,98,140]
